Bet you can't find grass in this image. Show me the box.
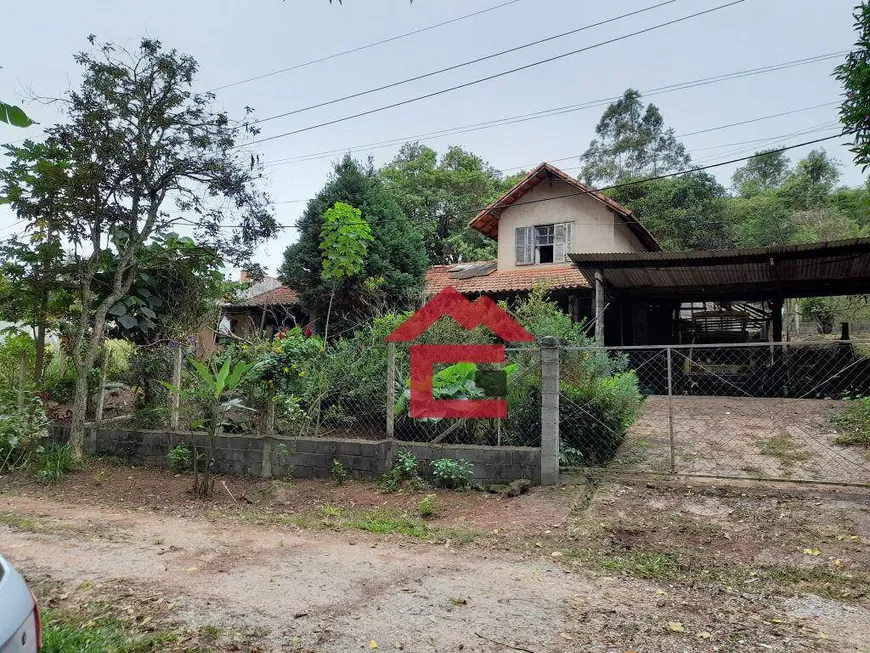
[41,609,183,653]
[568,547,870,600]
[758,433,811,470]
[268,506,476,542]
[0,511,38,531]
[832,398,870,446]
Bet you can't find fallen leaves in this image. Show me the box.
[667,622,685,633]
[802,548,821,556]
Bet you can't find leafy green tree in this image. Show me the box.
[101,234,229,344]
[320,201,373,341]
[380,143,508,263]
[607,172,732,250]
[780,149,841,210]
[725,191,794,248]
[0,140,76,381]
[280,155,427,334]
[3,37,277,457]
[831,183,870,227]
[731,149,791,197]
[835,1,870,169]
[580,89,691,185]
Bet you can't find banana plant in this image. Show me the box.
[163,356,256,496]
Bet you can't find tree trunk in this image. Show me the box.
[323,283,336,343]
[34,320,46,385]
[69,371,90,459]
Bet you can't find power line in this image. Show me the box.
[247,0,746,147]
[207,0,526,92]
[203,131,849,232]
[262,53,843,169]
[255,0,681,125]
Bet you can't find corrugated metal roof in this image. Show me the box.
[570,238,870,300]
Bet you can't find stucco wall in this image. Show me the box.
[495,180,647,271]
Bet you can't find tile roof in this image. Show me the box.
[426,261,590,296]
[468,162,660,252]
[227,284,299,307]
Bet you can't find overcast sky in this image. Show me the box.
[1,0,863,274]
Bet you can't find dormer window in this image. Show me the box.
[516,222,572,265]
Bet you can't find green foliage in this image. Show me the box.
[166,443,191,472]
[320,202,373,282]
[835,1,870,170]
[418,493,438,519]
[726,191,795,248]
[833,397,870,446]
[607,172,732,251]
[163,356,255,496]
[383,449,422,492]
[379,143,509,263]
[580,89,691,185]
[430,457,473,490]
[730,149,791,196]
[41,607,176,653]
[280,155,427,335]
[127,347,175,428]
[0,396,50,472]
[0,101,33,128]
[331,458,349,485]
[33,443,81,484]
[102,233,228,343]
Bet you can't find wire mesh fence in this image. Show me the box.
[391,344,541,447]
[560,341,870,485]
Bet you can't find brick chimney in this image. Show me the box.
[240,269,250,283]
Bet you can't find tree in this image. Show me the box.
[0,140,75,381]
[100,233,230,344]
[280,155,427,334]
[3,38,277,457]
[380,143,507,264]
[725,191,794,248]
[731,149,791,197]
[319,202,373,341]
[780,149,841,210]
[834,1,870,169]
[580,89,691,185]
[607,172,733,251]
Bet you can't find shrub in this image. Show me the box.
[166,444,191,472]
[431,458,473,490]
[833,397,870,446]
[127,346,174,427]
[0,395,51,472]
[418,493,438,519]
[331,458,349,485]
[33,444,80,484]
[383,449,422,492]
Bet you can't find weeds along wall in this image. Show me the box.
[48,426,541,485]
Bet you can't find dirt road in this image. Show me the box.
[0,496,632,653]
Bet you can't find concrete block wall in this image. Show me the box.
[50,426,540,485]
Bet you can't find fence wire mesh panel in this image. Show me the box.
[392,345,541,447]
[561,342,870,486]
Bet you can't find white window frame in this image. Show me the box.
[515,221,573,266]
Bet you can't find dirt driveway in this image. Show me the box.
[2,462,870,652]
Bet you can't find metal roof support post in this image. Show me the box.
[594,270,605,343]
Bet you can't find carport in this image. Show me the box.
[569,238,870,345]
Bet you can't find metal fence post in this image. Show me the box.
[540,336,560,485]
[386,342,396,439]
[666,346,676,474]
[170,344,183,431]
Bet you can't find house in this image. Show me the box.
[425,162,660,326]
[218,272,305,340]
